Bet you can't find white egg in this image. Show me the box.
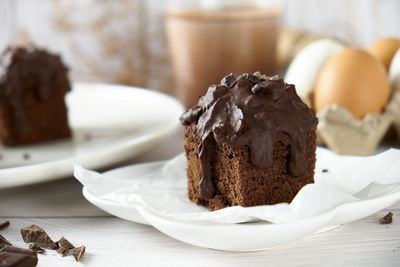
[389,48,400,92]
[285,38,345,106]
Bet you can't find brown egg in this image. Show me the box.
[314,48,391,119]
[367,37,400,70]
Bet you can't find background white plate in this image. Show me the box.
[0,82,184,188]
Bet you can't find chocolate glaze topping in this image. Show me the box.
[180,72,318,200]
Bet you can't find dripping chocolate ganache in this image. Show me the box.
[181,72,318,210]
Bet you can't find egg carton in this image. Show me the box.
[316,87,400,155]
[286,39,400,155]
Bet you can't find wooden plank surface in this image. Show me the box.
[1,135,400,266]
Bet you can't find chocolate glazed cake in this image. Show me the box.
[0,47,71,146]
[180,72,318,211]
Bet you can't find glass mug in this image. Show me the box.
[165,0,283,107]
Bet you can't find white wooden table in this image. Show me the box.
[1,133,400,267]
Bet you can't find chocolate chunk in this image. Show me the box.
[20,225,57,249]
[379,212,393,224]
[322,169,328,173]
[180,106,202,125]
[221,73,236,88]
[251,84,263,94]
[0,246,38,267]
[28,244,45,254]
[253,71,262,78]
[56,247,68,257]
[0,221,10,230]
[269,74,280,80]
[243,73,259,83]
[56,237,74,257]
[70,246,85,262]
[0,234,12,248]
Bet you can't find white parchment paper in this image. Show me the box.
[74,147,400,224]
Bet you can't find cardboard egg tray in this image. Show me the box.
[315,87,400,155]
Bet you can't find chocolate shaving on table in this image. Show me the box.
[379,212,393,224]
[70,246,85,262]
[56,236,74,257]
[0,234,12,248]
[0,245,38,267]
[20,225,57,249]
[28,244,45,254]
[0,221,10,231]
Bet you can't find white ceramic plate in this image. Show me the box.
[0,82,184,188]
[80,149,400,251]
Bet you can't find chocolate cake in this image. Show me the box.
[0,46,71,146]
[180,72,318,211]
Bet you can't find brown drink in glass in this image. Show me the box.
[166,1,282,107]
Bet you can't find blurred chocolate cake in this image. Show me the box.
[180,72,318,211]
[0,46,71,146]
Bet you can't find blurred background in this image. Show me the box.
[0,0,399,103]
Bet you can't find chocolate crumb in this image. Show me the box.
[29,244,45,254]
[322,169,328,173]
[379,212,393,224]
[221,73,236,88]
[70,246,85,262]
[0,246,38,267]
[23,153,30,160]
[0,221,10,230]
[56,237,74,257]
[20,225,57,249]
[0,234,12,248]
[84,133,91,141]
